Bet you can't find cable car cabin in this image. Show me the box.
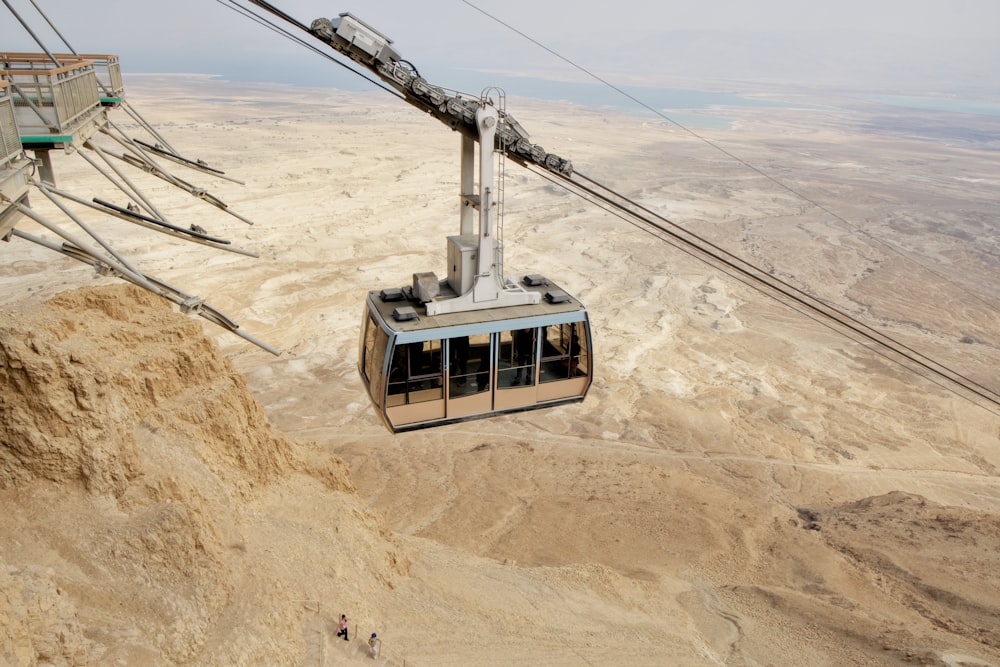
[359,278,592,432]
[347,93,589,431]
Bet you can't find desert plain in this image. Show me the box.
[1,74,1000,665]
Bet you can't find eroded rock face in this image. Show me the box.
[0,285,295,496]
[0,564,93,666]
[0,285,401,665]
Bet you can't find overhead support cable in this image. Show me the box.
[218,0,411,102]
[11,196,165,293]
[57,142,258,253]
[133,139,244,184]
[22,0,188,161]
[91,198,257,256]
[2,0,275,354]
[9,198,276,354]
[77,142,170,222]
[11,226,281,356]
[27,181,145,278]
[218,0,1000,410]
[32,180,258,257]
[98,122,256,225]
[522,162,1000,415]
[119,103,179,156]
[461,0,1000,316]
[1,0,60,66]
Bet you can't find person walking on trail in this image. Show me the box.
[336,614,349,641]
[368,632,381,659]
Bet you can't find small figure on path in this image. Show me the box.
[368,632,381,659]
[336,614,349,641]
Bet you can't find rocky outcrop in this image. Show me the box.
[0,285,403,665]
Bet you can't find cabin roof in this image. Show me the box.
[367,277,588,338]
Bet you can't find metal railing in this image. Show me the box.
[53,52,123,99]
[1,53,101,135]
[0,79,22,164]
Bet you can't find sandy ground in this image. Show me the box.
[1,75,1000,665]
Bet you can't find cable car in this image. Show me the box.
[360,278,592,432]
[357,102,592,431]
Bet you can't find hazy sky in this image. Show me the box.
[4,0,999,94]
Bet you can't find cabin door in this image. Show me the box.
[445,333,493,420]
[493,327,539,411]
[384,339,446,427]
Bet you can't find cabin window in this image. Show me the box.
[498,327,537,388]
[362,315,388,399]
[448,333,491,397]
[540,321,587,383]
[387,340,443,405]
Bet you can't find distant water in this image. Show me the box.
[866,95,1000,118]
[444,70,783,109]
[441,70,800,130]
[197,61,1000,130]
[212,63,808,130]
